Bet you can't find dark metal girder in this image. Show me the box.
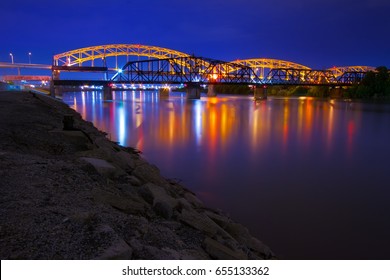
[111,56,262,85]
[267,68,367,86]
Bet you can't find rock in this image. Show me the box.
[153,201,173,219]
[177,198,192,211]
[183,192,203,208]
[80,157,124,178]
[93,190,146,215]
[225,223,274,258]
[203,237,247,260]
[94,137,117,152]
[0,91,274,261]
[137,186,154,205]
[49,130,91,152]
[94,225,133,260]
[132,163,167,186]
[144,183,178,209]
[178,209,221,236]
[95,238,133,260]
[127,175,141,186]
[115,150,136,171]
[205,210,231,228]
[225,222,250,238]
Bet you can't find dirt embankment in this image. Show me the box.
[0,90,275,260]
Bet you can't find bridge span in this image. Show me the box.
[0,44,377,99]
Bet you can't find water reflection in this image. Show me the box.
[64,91,390,259]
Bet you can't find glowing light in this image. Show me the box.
[118,104,126,146]
[194,101,202,145]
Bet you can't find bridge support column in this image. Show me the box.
[50,83,63,98]
[103,85,113,100]
[329,86,343,98]
[50,81,55,97]
[186,84,201,99]
[254,86,267,100]
[50,69,61,98]
[55,86,63,98]
[159,87,170,98]
[207,84,217,97]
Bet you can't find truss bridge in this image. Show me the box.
[0,44,377,99]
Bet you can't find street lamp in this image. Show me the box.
[9,53,14,64]
[28,52,32,64]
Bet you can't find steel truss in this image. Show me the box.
[111,56,262,85]
[266,69,368,85]
[53,44,190,66]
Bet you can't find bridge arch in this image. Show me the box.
[53,44,190,68]
[230,58,311,79]
[327,66,376,77]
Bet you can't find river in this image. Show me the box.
[63,91,390,259]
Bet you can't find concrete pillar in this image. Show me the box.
[186,84,201,99]
[207,84,217,97]
[50,70,61,98]
[50,81,55,97]
[329,86,342,98]
[103,85,113,100]
[254,86,267,100]
[159,87,170,98]
[55,86,63,98]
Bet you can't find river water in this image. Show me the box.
[63,91,390,259]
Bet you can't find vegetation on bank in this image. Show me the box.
[267,85,329,97]
[347,66,390,98]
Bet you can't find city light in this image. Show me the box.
[9,53,14,64]
[28,52,32,64]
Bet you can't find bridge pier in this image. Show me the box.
[50,83,63,98]
[159,87,170,98]
[50,81,55,97]
[50,69,61,98]
[254,86,267,100]
[103,85,113,100]
[207,84,217,97]
[186,84,201,99]
[329,86,343,98]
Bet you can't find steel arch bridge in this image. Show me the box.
[53,44,190,67]
[51,44,376,85]
[230,58,311,79]
[327,66,377,77]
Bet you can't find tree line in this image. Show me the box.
[348,66,390,98]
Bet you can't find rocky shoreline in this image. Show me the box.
[0,90,275,260]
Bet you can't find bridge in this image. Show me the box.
[0,44,376,99]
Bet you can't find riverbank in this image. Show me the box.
[0,90,274,260]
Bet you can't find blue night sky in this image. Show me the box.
[1,0,389,68]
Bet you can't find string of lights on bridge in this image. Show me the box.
[1,44,376,85]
